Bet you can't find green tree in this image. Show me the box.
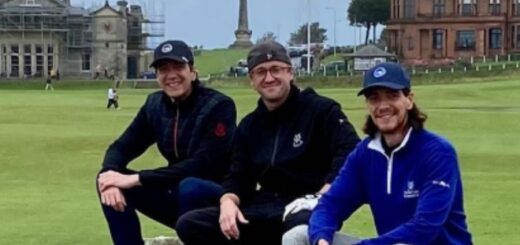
[288,22,327,45]
[256,32,277,44]
[347,0,390,45]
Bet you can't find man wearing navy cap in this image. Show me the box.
[96,40,237,245]
[284,62,473,245]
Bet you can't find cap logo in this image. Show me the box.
[161,43,173,53]
[267,53,272,60]
[373,67,386,78]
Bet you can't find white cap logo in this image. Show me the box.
[267,53,272,60]
[161,43,173,53]
[373,67,386,78]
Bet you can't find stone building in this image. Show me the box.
[387,0,520,62]
[346,44,396,70]
[0,0,163,79]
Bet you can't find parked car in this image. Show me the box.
[228,59,249,77]
[140,71,156,79]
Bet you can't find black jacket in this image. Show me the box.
[101,80,237,188]
[223,85,360,201]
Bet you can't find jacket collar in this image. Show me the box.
[256,84,300,122]
[162,79,201,109]
[368,127,413,157]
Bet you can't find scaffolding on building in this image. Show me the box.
[145,0,165,49]
[0,0,92,77]
[0,0,163,78]
[128,0,165,50]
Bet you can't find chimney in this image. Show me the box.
[116,0,128,16]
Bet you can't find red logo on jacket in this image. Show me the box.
[214,122,226,137]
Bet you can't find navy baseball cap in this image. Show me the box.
[358,62,411,96]
[150,40,194,68]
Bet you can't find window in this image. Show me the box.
[489,28,502,49]
[456,30,476,50]
[394,0,400,18]
[516,26,520,48]
[24,54,31,75]
[404,0,415,18]
[35,45,42,54]
[24,44,31,54]
[11,55,19,76]
[82,53,91,71]
[489,0,501,15]
[11,45,19,54]
[433,29,444,49]
[47,55,53,72]
[433,0,445,17]
[459,0,476,16]
[36,56,43,76]
[512,26,515,48]
[515,0,520,16]
[47,46,53,54]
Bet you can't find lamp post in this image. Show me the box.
[326,7,337,56]
[307,0,311,74]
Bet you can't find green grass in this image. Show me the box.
[195,49,249,76]
[321,54,345,64]
[0,79,519,244]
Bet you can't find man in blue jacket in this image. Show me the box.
[96,40,237,245]
[175,40,360,245]
[287,62,473,245]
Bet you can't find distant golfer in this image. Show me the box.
[285,62,473,245]
[45,70,54,91]
[107,88,119,110]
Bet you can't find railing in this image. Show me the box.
[415,12,506,18]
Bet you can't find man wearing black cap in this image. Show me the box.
[284,62,472,245]
[175,40,360,245]
[96,40,237,245]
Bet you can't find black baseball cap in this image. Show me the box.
[150,40,194,68]
[358,62,411,96]
[247,40,292,71]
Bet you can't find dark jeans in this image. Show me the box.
[97,176,222,245]
[177,177,224,215]
[107,99,119,109]
[176,189,312,245]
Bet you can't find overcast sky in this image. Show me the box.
[72,0,379,49]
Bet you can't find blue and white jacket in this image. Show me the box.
[309,128,472,245]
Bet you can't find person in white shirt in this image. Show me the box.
[107,88,119,110]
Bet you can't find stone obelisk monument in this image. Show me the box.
[229,0,253,48]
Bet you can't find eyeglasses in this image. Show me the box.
[250,66,292,80]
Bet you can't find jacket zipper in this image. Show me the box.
[173,106,180,159]
[386,153,394,194]
[270,127,281,165]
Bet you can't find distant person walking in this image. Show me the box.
[94,64,102,79]
[114,76,121,89]
[107,88,119,110]
[45,71,54,91]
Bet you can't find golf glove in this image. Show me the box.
[283,193,321,221]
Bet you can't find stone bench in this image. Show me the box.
[144,236,183,245]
